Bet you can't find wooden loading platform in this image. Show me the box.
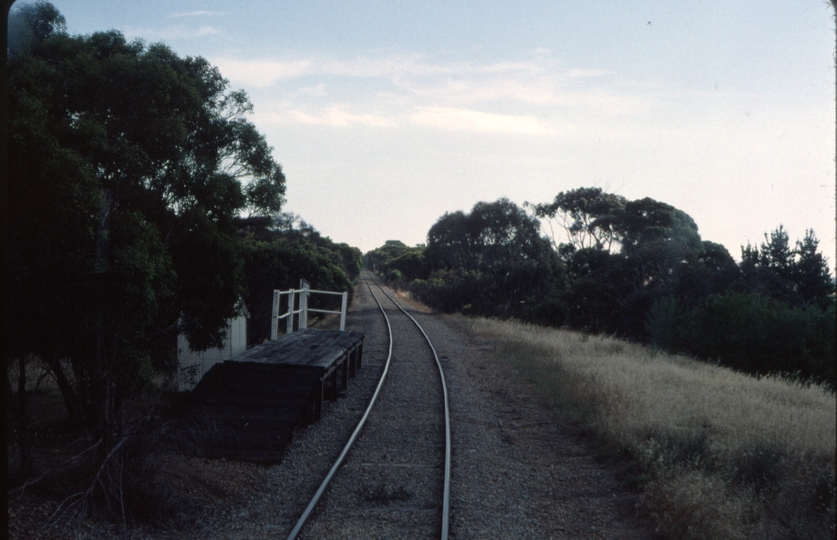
[184,329,365,463]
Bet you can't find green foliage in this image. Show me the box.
[6,2,287,435]
[420,198,564,321]
[645,297,684,352]
[643,290,837,386]
[363,240,428,285]
[389,250,430,283]
[417,187,834,386]
[674,241,741,305]
[681,292,835,385]
[793,230,834,308]
[530,187,626,251]
[563,248,636,333]
[240,217,359,345]
[555,197,724,339]
[4,4,362,523]
[614,197,701,255]
[742,227,835,309]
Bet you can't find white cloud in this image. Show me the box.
[257,105,394,128]
[411,107,557,135]
[212,58,311,88]
[121,25,221,41]
[298,83,328,97]
[212,57,314,88]
[566,68,616,79]
[213,53,550,86]
[319,55,552,81]
[169,11,227,18]
[213,51,651,119]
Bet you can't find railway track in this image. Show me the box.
[286,270,452,539]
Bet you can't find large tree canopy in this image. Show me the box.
[422,198,563,320]
[7,2,286,432]
[529,187,627,253]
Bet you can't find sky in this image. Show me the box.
[16,0,837,270]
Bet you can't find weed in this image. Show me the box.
[731,442,785,496]
[360,483,413,504]
[639,429,714,474]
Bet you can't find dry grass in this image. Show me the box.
[457,317,836,540]
[390,288,434,313]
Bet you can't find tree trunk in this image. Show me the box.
[49,358,84,428]
[9,357,34,479]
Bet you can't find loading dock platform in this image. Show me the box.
[185,329,365,463]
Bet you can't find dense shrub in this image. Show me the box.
[645,292,835,387]
[242,235,357,345]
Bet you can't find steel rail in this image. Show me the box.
[368,274,452,540]
[286,271,452,539]
[286,274,394,540]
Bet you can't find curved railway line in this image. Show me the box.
[286,270,452,539]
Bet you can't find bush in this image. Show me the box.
[681,292,835,387]
[242,238,355,345]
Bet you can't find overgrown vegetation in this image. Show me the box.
[240,213,361,345]
[460,317,835,539]
[6,3,359,530]
[367,188,835,387]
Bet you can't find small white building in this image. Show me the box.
[177,306,248,391]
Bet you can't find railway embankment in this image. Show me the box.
[142,275,657,540]
[28,275,833,538]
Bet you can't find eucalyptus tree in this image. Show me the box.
[529,187,627,253]
[424,198,563,320]
[7,2,286,445]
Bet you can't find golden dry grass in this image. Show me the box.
[457,317,836,540]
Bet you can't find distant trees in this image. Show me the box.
[369,188,835,387]
[741,227,833,309]
[657,226,837,385]
[375,199,564,322]
[364,240,429,283]
[557,194,727,337]
[677,292,835,384]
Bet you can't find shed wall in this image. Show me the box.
[178,314,247,391]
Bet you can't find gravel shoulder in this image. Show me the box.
[415,308,656,539]
[10,278,660,539]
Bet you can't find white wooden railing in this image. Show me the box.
[271,279,348,340]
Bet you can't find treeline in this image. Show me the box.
[366,190,835,387]
[6,1,359,519]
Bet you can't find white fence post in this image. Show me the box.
[300,279,310,329]
[286,288,295,335]
[271,290,280,341]
[270,280,349,339]
[340,292,347,331]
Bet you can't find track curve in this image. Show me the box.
[286,271,451,539]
